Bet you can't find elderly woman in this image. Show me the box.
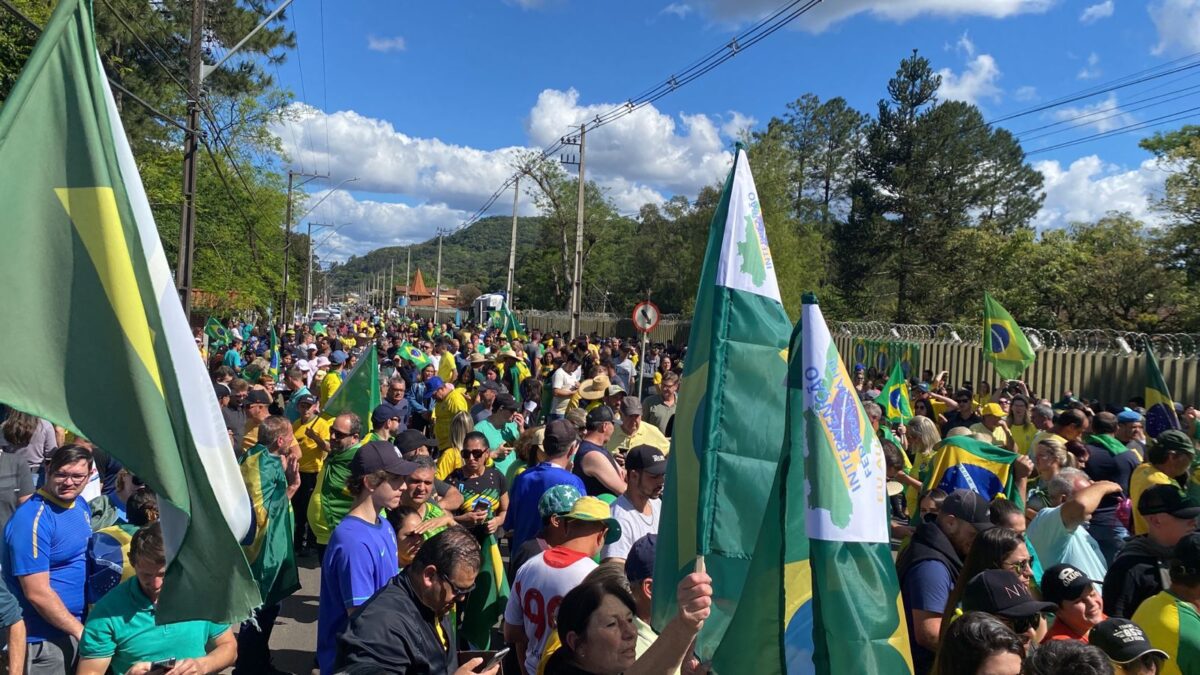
[1027,438,1077,517]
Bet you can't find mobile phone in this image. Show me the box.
[473,497,493,512]
[480,647,511,672]
[148,658,176,675]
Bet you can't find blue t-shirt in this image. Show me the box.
[284,386,312,422]
[3,491,90,642]
[1027,503,1108,584]
[317,515,398,675]
[504,463,586,551]
[901,559,953,675]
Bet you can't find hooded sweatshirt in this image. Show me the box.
[1102,534,1172,619]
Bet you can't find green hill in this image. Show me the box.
[326,215,544,299]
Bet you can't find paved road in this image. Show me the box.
[239,552,321,675]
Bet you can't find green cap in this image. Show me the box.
[538,484,582,520]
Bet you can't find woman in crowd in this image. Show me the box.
[0,410,55,474]
[1028,437,1077,516]
[435,412,476,481]
[1008,396,1038,456]
[931,612,1025,675]
[940,527,1038,642]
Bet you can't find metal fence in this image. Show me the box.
[831,322,1200,406]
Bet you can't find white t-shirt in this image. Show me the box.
[503,547,597,675]
[550,367,579,415]
[602,495,661,561]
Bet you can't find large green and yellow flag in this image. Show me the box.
[1144,340,1180,439]
[651,144,793,667]
[239,444,300,608]
[881,360,913,425]
[321,343,380,426]
[205,317,230,348]
[983,292,1035,380]
[0,0,256,623]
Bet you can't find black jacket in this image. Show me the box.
[896,520,964,585]
[1102,535,1171,618]
[335,572,457,674]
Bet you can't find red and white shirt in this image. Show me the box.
[503,546,597,675]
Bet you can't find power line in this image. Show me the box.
[1026,104,1200,155]
[1015,83,1200,143]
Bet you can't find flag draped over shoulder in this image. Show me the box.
[651,144,793,665]
[0,0,255,623]
[881,360,913,425]
[321,344,380,426]
[239,444,300,607]
[205,317,229,348]
[926,436,1024,506]
[460,533,509,649]
[983,292,1035,380]
[1144,342,1180,439]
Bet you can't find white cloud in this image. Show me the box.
[687,0,1054,32]
[1032,155,1165,229]
[1151,0,1200,55]
[1080,0,1114,23]
[366,35,406,53]
[661,3,693,18]
[303,191,472,263]
[1015,85,1038,101]
[956,31,976,57]
[1049,93,1135,133]
[1077,52,1102,79]
[937,54,1003,105]
[720,111,758,140]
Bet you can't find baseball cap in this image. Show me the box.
[605,384,626,397]
[1154,429,1195,455]
[565,408,588,430]
[1138,484,1200,520]
[538,484,583,520]
[425,376,445,392]
[493,393,519,412]
[626,445,668,475]
[619,397,643,417]
[213,383,231,399]
[245,390,271,406]
[395,429,437,453]
[625,534,657,583]
[1040,564,1102,605]
[294,393,317,407]
[980,402,1005,418]
[1172,532,1200,578]
[371,404,400,428]
[562,496,622,545]
[586,405,615,426]
[350,440,417,476]
[315,356,331,368]
[1090,618,1169,665]
[478,380,501,393]
[543,419,579,457]
[963,569,1057,618]
[331,350,348,364]
[941,489,995,532]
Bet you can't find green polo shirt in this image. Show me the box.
[79,577,230,675]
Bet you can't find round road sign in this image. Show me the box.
[632,301,661,333]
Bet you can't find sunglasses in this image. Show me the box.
[1005,558,1032,574]
[465,449,488,459]
[439,572,475,599]
[329,428,353,440]
[1009,613,1042,635]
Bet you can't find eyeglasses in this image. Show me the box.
[329,428,352,440]
[1005,558,1032,574]
[439,572,475,600]
[52,471,89,484]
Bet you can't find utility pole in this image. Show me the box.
[404,246,411,309]
[305,221,334,319]
[506,176,520,308]
[560,125,586,337]
[174,0,205,318]
[389,258,395,311]
[282,170,325,321]
[433,229,445,325]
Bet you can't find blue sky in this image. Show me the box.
[265,0,1200,262]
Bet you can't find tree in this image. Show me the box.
[783,94,867,227]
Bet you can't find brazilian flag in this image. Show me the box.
[268,327,281,381]
[983,292,1035,380]
[239,443,300,607]
[1145,340,1181,439]
[205,317,229,348]
[881,360,913,424]
[926,436,1024,506]
[398,341,432,370]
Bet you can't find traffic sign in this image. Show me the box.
[632,301,660,333]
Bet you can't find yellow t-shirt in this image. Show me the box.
[293,416,331,474]
[1030,431,1067,459]
[433,388,470,451]
[970,422,1008,448]
[319,370,343,406]
[1130,463,1176,534]
[1010,422,1038,456]
[608,422,671,455]
[1132,590,1200,675]
[436,448,463,481]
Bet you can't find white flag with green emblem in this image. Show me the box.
[0,0,257,623]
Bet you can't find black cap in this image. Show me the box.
[213,383,231,399]
[586,405,615,426]
[1138,484,1200,520]
[1040,564,1101,605]
[493,393,519,412]
[294,393,317,407]
[544,419,579,457]
[395,429,436,453]
[371,404,400,428]
[941,489,994,532]
[625,534,657,584]
[1171,531,1200,578]
[245,390,271,405]
[350,440,417,476]
[963,569,1057,618]
[1090,618,1169,664]
[626,445,668,475]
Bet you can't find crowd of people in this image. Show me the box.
[0,307,1196,674]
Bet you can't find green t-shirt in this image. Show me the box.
[79,578,229,675]
[474,418,520,474]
